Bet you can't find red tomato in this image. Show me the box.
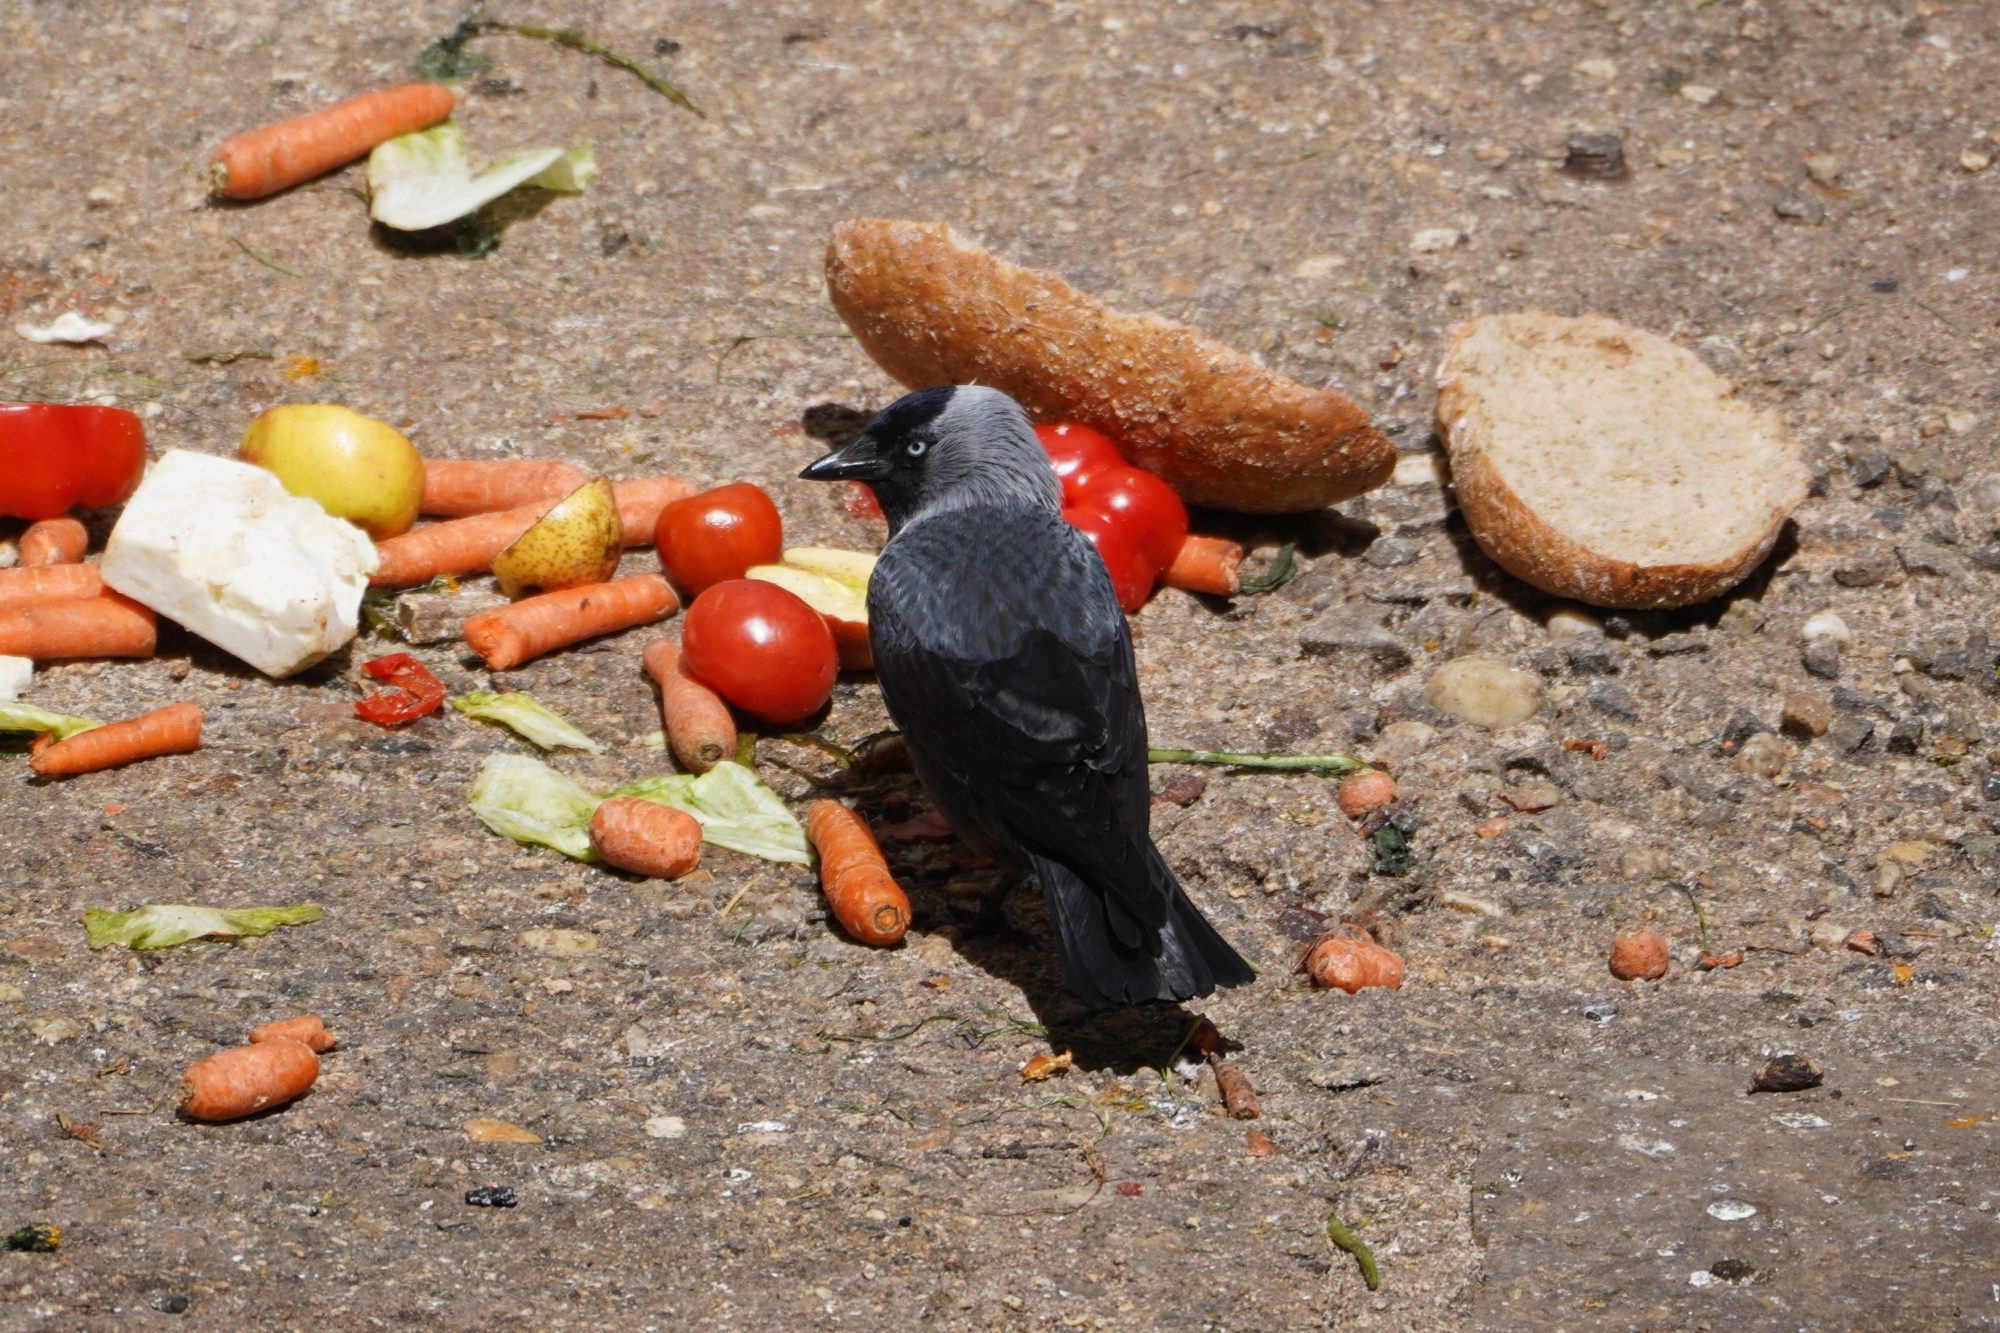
[680,579,839,724]
[1033,422,1125,505]
[654,482,784,596]
[0,403,147,520]
[1068,466,1188,571]
[1065,507,1157,613]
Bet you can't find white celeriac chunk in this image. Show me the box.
[101,450,380,677]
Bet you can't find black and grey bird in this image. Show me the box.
[800,385,1255,1010]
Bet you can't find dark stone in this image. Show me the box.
[1750,1053,1823,1093]
[1981,771,2000,803]
[1588,681,1639,720]
[1361,537,1420,568]
[1803,639,1842,679]
[1886,717,1925,754]
[1849,450,1893,487]
[1561,132,1629,181]
[1828,715,1875,753]
[1647,632,1708,656]
[1928,515,1963,545]
[1870,278,1900,293]
[154,1295,190,1314]
[1834,550,1900,587]
[465,1185,519,1208]
[1565,643,1617,676]
[1870,507,1907,532]
[1720,709,1772,751]
[1967,544,2000,571]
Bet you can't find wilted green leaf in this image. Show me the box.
[451,691,601,752]
[84,903,322,951]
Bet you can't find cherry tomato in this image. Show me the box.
[680,579,839,724]
[0,403,147,520]
[654,482,784,596]
[1033,422,1125,505]
[1067,466,1188,571]
[1065,507,1157,613]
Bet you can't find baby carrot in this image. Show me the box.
[209,83,456,200]
[0,592,155,660]
[177,1039,320,1121]
[463,573,678,671]
[421,458,590,517]
[589,797,703,878]
[30,700,202,776]
[805,800,910,947]
[371,475,693,587]
[1162,535,1244,597]
[18,518,88,568]
[642,638,735,774]
[0,562,101,607]
[248,1015,336,1053]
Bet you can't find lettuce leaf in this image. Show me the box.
[451,691,601,752]
[84,903,322,951]
[467,754,809,865]
[368,123,595,231]
[0,703,102,741]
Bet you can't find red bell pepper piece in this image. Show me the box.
[0,403,147,520]
[353,651,446,726]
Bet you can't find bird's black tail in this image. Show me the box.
[1031,850,1256,1011]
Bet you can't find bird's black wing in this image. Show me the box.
[868,504,1166,944]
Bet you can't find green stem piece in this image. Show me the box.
[1327,1214,1380,1290]
[1147,747,1366,775]
[487,21,703,117]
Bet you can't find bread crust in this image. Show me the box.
[1435,313,1804,610]
[826,219,1393,513]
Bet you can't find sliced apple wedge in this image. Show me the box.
[747,559,873,671]
[781,547,876,593]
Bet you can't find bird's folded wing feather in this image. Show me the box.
[869,512,1168,933]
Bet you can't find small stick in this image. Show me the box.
[484,21,702,117]
[1327,1213,1380,1290]
[1149,746,1365,775]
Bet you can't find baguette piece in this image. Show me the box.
[826,219,1393,513]
[1435,312,1807,609]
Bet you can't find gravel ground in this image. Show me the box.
[2,1,1997,1328]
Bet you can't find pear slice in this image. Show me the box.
[493,476,623,598]
[747,563,872,671]
[781,546,876,593]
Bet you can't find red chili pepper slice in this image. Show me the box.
[0,403,148,520]
[353,651,446,726]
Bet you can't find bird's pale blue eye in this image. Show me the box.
[906,439,929,457]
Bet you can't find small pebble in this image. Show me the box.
[1609,930,1669,981]
[1961,149,1992,173]
[1843,929,1878,955]
[464,1185,519,1208]
[1750,1054,1823,1094]
[1802,612,1853,649]
[1781,692,1832,738]
[1336,769,1397,819]
[1545,604,1605,639]
[1737,732,1788,778]
[1424,654,1541,728]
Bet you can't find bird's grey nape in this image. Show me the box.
[918,386,1063,519]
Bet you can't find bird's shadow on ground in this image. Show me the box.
[925,893,1228,1076]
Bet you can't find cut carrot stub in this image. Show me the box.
[806,800,910,947]
[462,573,679,671]
[0,562,102,607]
[176,1039,320,1121]
[209,83,457,200]
[589,797,703,878]
[0,592,156,660]
[1161,535,1244,596]
[19,518,89,568]
[30,700,202,777]
[420,458,591,517]
[248,1015,337,1053]
[642,638,735,774]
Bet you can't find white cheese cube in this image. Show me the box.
[101,450,380,678]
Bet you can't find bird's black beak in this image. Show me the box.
[800,434,890,483]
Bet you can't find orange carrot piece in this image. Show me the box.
[611,475,695,547]
[0,562,101,607]
[30,700,202,777]
[176,1039,320,1121]
[806,800,911,947]
[1162,535,1244,597]
[420,458,591,517]
[462,573,678,671]
[18,518,88,568]
[642,638,736,774]
[0,592,155,660]
[248,1015,336,1053]
[208,83,457,200]
[371,475,692,587]
[1212,1058,1261,1119]
[589,797,703,878]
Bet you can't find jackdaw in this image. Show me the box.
[801,385,1255,1010]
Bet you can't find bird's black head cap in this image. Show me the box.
[800,385,1060,534]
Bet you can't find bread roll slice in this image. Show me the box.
[1435,312,1807,609]
[826,219,1393,513]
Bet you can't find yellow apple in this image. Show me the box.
[239,404,426,540]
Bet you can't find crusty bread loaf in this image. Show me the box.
[1435,312,1807,609]
[826,219,1393,513]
